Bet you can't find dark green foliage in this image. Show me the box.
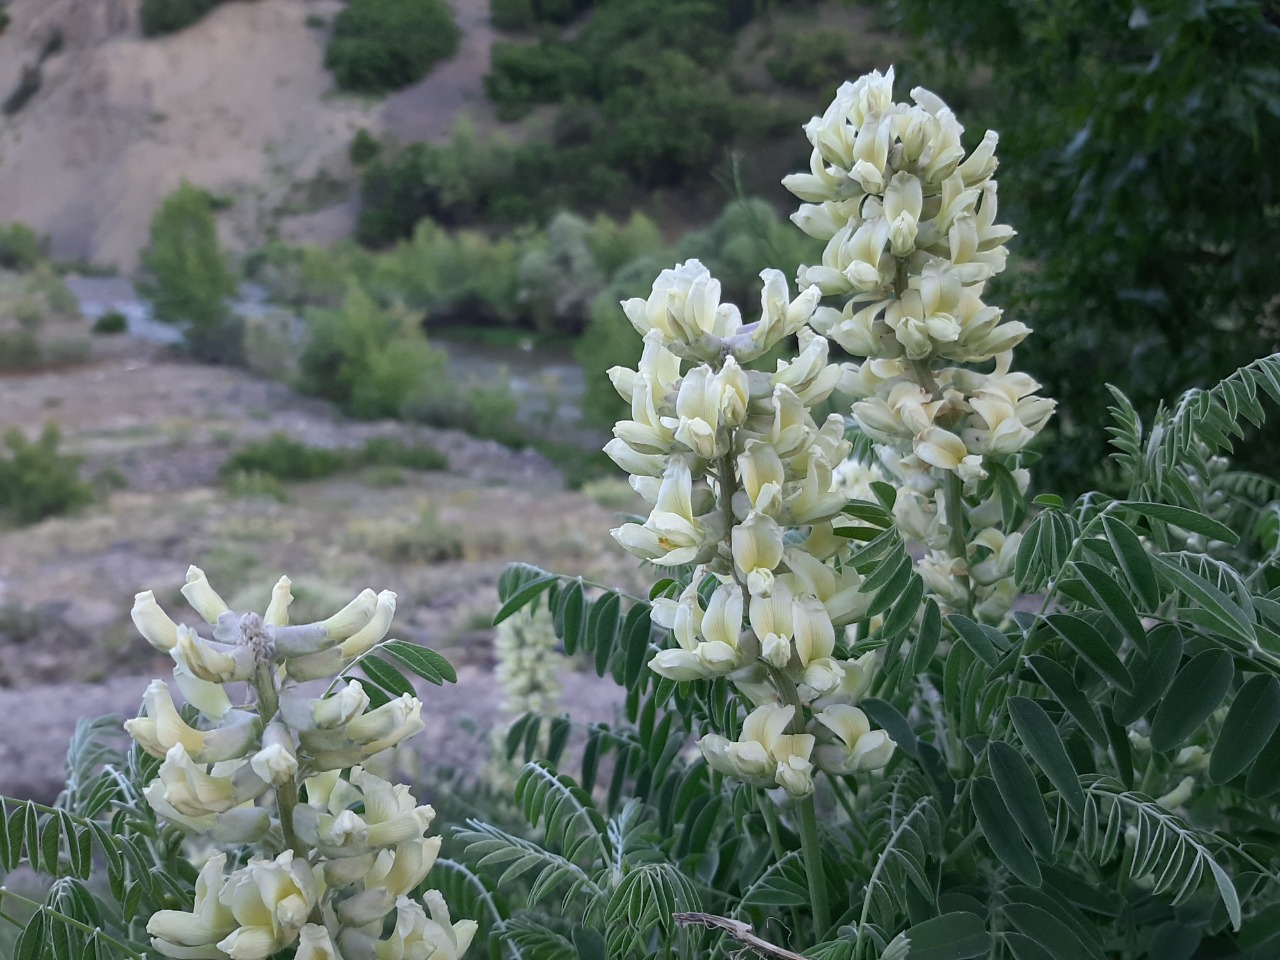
[0,424,93,525]
[326,0,461,94]
[220,433,448,488]
[766,30,855,90]
[0,222,43,271]
[357,435,448,471]
[297,283,447,419]
[886,0,1280,491]
[219,433,346,482]
[349,128,381,166]
[138,182,241,364]
[91,311,127,334]
[0,331,40,370]
[139,0,226,36]
[490,0,537,31]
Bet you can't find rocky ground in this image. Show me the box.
[0,327,643,801]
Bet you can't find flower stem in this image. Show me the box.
[772,668,832,937]
[943,470,972,617]
[796,796,830,937]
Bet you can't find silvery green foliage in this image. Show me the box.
[460,75,1280,960]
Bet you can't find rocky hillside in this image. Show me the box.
[0,0,499,270]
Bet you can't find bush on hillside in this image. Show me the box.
[349,128,382,166]
[220,432,447,486]
[139,182,241,364]
[297,283,447,419]
[326,0,461,94]
[357,119,518,242]
[93,312,128,334]
[0,424,93,525]
[0,223,43,271]
[517,212,603,336]
[766,30,854,90]
[367,220,522,325]
[139,0,226,36]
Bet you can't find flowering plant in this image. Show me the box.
[5,68,1280,960]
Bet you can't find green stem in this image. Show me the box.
[771,669,832,938]
[943,471,972,618]
[0,887,146,960]
[796,797,831,938]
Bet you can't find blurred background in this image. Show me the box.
[0,0,1276,798]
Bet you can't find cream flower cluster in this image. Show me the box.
[494,605,562,716]
[606,263,896,798]
[126,567,475,960]
[784,69,1055,619]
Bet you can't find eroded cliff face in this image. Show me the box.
[0,0,498,271]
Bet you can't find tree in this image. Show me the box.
[885,0,1280,490]
[139,182,241,363]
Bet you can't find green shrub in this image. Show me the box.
[0,331,40,371]
[585,210,665,279]
[890,0,1280,491]
[363,505,464,563]
[358,119,518,242]
[517,211,604,336]
[358,435,448,471]
[0,222,43,271]
[139,182,241,364]
[12,298,44,332]
[222,469,289,502]
[220,432,446,488]
[349,128,382,166]
[368,220,523,325]
[484,41,590,113]
[298,283,448,419]
[219,433,347,483]
[765,30,853,90]
[139,0,225,36]
[26,265,80,316]
[93,311,128,334]
[490,0,535,31]
[326,0,461,94]
[305,13,326,28]
[0,424,93,525]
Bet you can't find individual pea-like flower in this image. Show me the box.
[813,705,896,774]
[217,850,319,960]
[150,744,269,819]
[700,703,816,797]
[648,577,746,681]
[125,679,259,762]
[611,456,720,566]
[147,853,238,959]
[373,891,479,960]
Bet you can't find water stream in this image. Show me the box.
[64,277,605,448]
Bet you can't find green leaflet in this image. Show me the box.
[1150,650,1235,752]
[988,741,1055,857]
[1208,674,1280,784]
[1008,696,1086,815]
[901,912,992,960]
[1046,613,1134,693]
[973,775,1041,886]
[1112,625,1184,725]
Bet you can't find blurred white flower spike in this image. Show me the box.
[124,570,472,960]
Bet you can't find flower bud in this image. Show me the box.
[339,590,397,659]
[182,565,231,624]
[322,588,378,641]
[264,576,293,627]
[132,590,179,651]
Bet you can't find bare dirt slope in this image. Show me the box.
[0,333,641,801]
[0,0,501,270]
